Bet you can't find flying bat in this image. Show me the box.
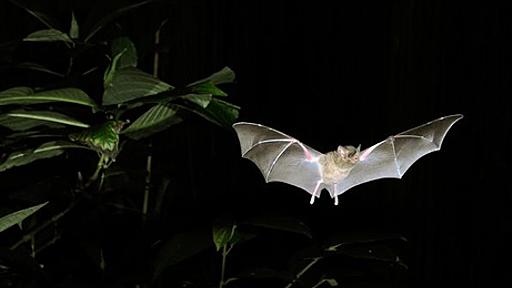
[233,115,463,205]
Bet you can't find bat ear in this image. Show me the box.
[356,144,361,152]
[337,145,347,155]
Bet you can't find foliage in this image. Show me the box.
[0,1,407,287]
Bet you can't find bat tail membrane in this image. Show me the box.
[334,114,463,196]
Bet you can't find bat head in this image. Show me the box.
[336,145,361,164]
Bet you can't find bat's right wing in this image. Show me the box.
[335,114,463,196]
[233,122,324,197]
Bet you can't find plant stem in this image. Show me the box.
[219,244,229,288]
[10,154,106,251]
[10,200,77,250]
[142,143,152,216]
[86,154,106,187]
[141,20,166,219]
[284,257,321,288]
[153,19,167,77]
[311,281,323,288]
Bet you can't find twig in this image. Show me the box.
[218,224,237,288]
[142,143,152,216]
[35,233,62,255]
[10,200,77,250]
[284,257,322,288]
[219,244,228,288]
[10,154,106,251]
[141,19,167,219]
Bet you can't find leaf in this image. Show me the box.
[181,94,212,108]
[122,104,182,140]
[212,222,238,251]
[0,87,97,108]
[103,49,127,87]
[152,229,213,280]
[331,243,401,263]
[0,114,65,131]
[175,98,240,127]
[243,216,312,239]
[203,98,240,126]
[7,0,56,29]
[102,68,173,105]
[69,121,125,155]
[0,141,88,172]
[70,11,79,39]
[0,202,48,233]
[190,82,227,97]
[324,232,407,252]
[0,87,33,97]
[23,29,73,44]
[187,67,236,86]
[311,279,339,287]
[5,110,90,128]
[111,37,138,69]
[84,0,160,43]
[1,130,62,148]
[232,268,296,282]
[13,62,64,77]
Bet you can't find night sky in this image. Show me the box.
[1,1,511,287]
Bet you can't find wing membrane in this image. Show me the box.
[233,122,323,195]
[335,114,463,195]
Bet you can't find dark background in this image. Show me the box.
[1,0,511,287]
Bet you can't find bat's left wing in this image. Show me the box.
[335,114,463,196]
[232,122,325,197]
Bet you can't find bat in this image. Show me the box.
[233,114,463,205]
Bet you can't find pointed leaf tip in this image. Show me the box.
[0,202,49,233]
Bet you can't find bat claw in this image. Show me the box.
[310,194,315,205]
[334,195,339,206]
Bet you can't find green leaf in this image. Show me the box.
[190,82,227,97]
[187,66,236,86]
[0,202,48,233]
[14,62,65,77]
[5,110,90,128]
[204,98,239,126]
[111,37,138,69]
[175,98,239,127]
[212,222,238,251]
[69,121,125,155]
[103,68,173,105]
[0,87,33,97]
[313,279,339,287]
[7,0,56,29]
[244,216,312,239]
[23,29,73,44]
[0,87,97,108]
[324,232,407,252]
[330,243,401,263]
[233,268,296,282]
[122,104,182,140]
[83,0,160,43]
[1,130,63,148]
[70,11,79,39]
[181,94,212,108]
[152,229,213,280]
[0,141,88,172]
[103,49,127,87]
[0,113,65,131]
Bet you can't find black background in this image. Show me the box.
[1,0,511,287]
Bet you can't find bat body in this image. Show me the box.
[233,115,463,205]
